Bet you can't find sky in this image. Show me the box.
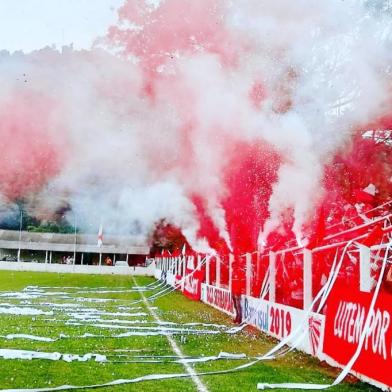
[0,0,124,53]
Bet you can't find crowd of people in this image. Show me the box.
[61,255,74,265]
[60,255,114,265]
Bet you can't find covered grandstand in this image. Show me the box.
[0,229,149,266]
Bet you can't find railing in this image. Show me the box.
[153,216,392,390]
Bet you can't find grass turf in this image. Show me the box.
[0,270,379,391]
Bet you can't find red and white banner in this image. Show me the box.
[183,269,203,301]
[324,284,392,388]
[242,295,325,356]
[201,283,235,316]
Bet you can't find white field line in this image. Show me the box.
[132,276,208,392]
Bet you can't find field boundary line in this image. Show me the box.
[132,276,209,392]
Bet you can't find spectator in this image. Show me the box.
[231,258,245,324]
[384,262,392,293]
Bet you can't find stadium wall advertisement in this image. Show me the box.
[154,258,392,390]
[323,284,392,388]
[242,295,325,356]
[200,283,235,316]
[157,268,202,300]
[183,269,203,301]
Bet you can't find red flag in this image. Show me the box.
[354,184,377,205]
[97,223,103,247]
[359,222,384,247]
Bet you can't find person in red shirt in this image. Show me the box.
[231,257,245,324]
[384,263,392,293]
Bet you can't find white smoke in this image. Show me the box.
[225,0,392,242]
[0,0,391,251]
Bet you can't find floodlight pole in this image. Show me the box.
[17,208,23,262]
[73,213,77,265]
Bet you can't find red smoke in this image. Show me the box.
[188,128,392,254]
[106,0,392,255]
[222,141,280,253]
[191,194,230,255]
[108,0,237,72]
[0,92,66,200]
[320,134,392,231]
[0,0,391,272]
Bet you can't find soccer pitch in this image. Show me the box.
[0,271,378,391]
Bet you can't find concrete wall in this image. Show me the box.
[0,261,156,276]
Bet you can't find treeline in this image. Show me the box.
[0,202,77,234]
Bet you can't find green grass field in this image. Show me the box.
[0,271,378,391]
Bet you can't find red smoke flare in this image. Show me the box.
[0,92,66,200]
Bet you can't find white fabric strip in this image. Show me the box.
[0,246,364,392]
[0,349,106,363]
[257,242,392,390]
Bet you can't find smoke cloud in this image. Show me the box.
[0,0,391,252]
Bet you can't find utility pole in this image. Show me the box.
[73,213,77,265]
[17,208,23,262]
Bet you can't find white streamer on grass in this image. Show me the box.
[257,242,392,390]
[0,306,53,316]
[0,248,365,392]
[0,349,106,363]
[2,334,56,342]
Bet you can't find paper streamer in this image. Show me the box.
[0,245,369,392]
[0,349,106,363]
[257,242,392,390]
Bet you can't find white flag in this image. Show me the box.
[97,224,103,247]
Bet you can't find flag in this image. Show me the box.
[97,223,103,247]
[359,221,384,247]
[181,244,186,255]
[354,183,377,204]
